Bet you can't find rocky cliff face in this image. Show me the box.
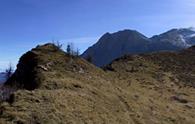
[82,30,151,66]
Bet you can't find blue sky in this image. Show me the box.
[0,0,195,71]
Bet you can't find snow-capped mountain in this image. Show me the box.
[82,28,195,67]
[151,27,195,48]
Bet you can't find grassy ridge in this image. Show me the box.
[0,44,195,124]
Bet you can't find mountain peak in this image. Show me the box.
[82,29,150,66]
[101,29,145,38]
[113,29,147,38]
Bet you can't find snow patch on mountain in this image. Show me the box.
[188,33,195,38]
[178,35,190,47]
[188,27,195,31]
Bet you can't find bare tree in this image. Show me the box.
[70,42,74,55]
[52,40,63,50]
[76,48,80,57]
[5,63,14,80]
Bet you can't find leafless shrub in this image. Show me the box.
[75,48,80,57]
[52,40,63,50]
[0,85,16,102]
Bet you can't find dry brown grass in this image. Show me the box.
[1,44,195,124]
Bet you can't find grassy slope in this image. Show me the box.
[105,54,195,124]
[0,44,195,124]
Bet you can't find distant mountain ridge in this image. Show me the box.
[0,72,6,84]
[151,28,195,48]
[82,27,195,66]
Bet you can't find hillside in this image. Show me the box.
[82,28,195,67]
[1,44,135,124]
[0,44,195,124]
